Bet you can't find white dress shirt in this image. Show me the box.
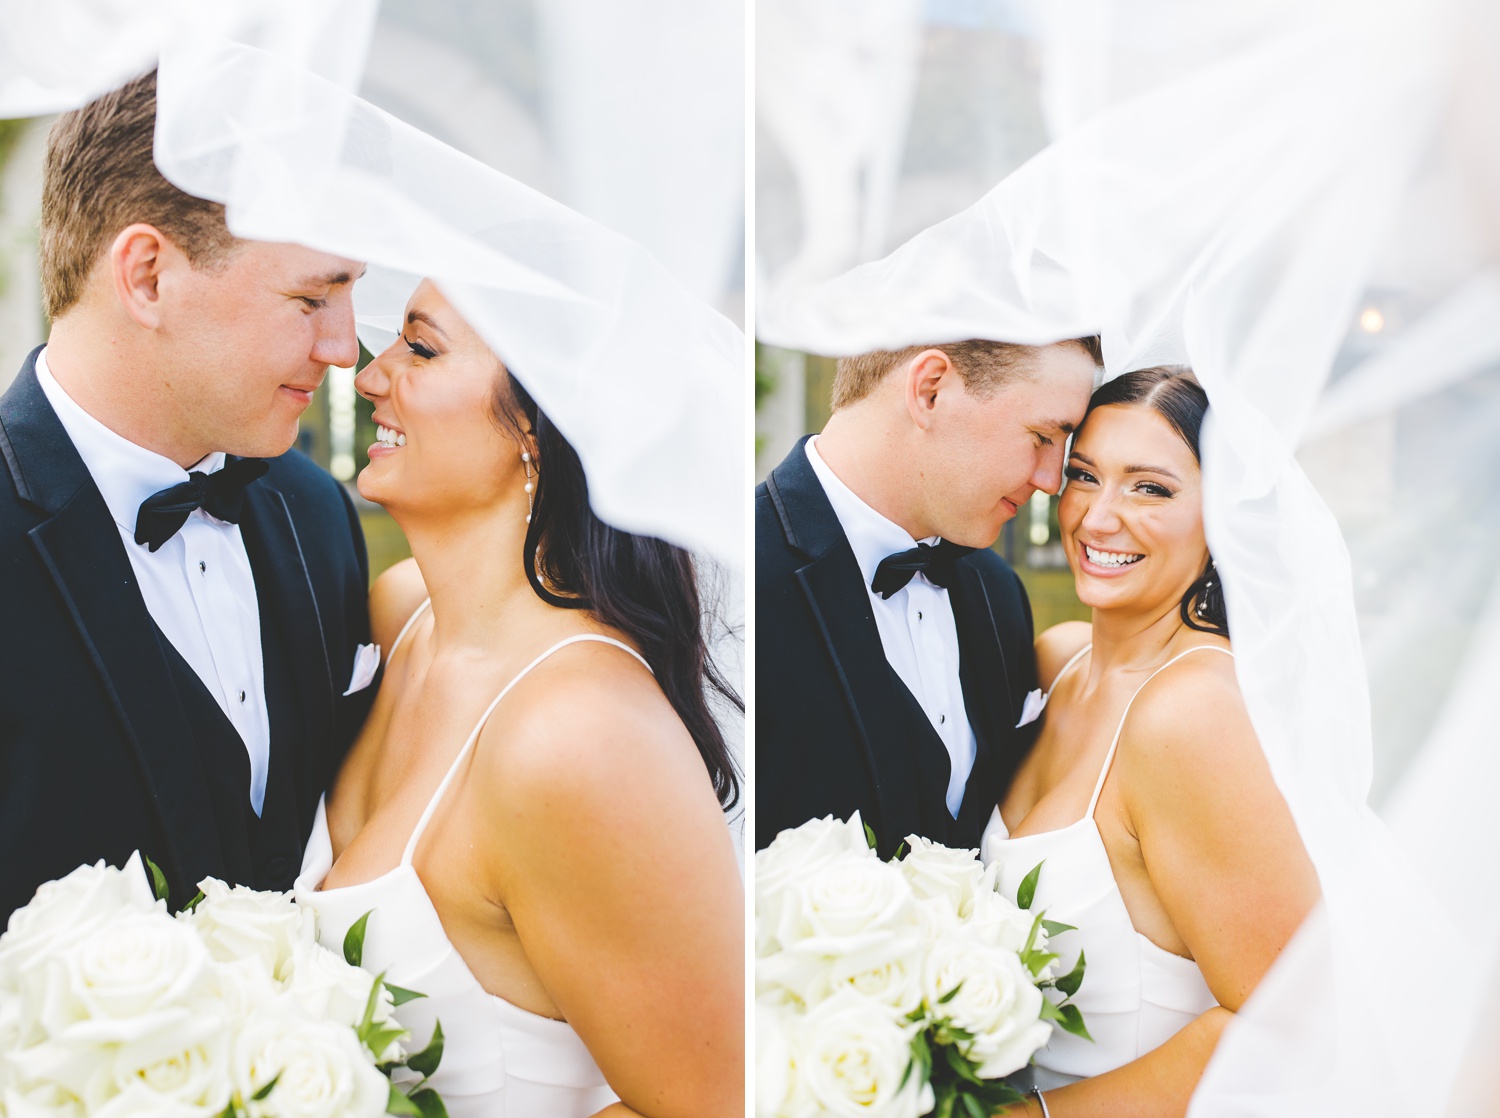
[805,437,977,817]
[36,347,271,816]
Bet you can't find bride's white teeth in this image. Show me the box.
[1084,544,1143,568]
[376,424,405,447]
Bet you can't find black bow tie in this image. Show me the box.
[870,539,977,599]
[134,457,269,552]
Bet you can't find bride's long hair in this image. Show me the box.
[491,373,743,811]
[1082,367,1228,636]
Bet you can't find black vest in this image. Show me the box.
[149,581,305,894]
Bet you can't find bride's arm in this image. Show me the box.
[1000,655,1320,1118]
[475,650,744,1118]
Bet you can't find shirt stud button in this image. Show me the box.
[939,714,947,724]
[199,561,206,574]
[917,611,923,620]
[238,690,246,703]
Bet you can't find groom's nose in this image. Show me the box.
[310,302,360,370]
[1029,441,1067,496]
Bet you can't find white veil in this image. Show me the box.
[758,0,1499,1112]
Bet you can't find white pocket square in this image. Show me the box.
[1015,688,1047,729]
[343,643,381,696]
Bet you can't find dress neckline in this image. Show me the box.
[996,642,1233,841]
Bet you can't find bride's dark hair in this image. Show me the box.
[489,372,742,811]
[1081,366,1228,636]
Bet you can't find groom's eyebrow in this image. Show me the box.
[296,265,368,288]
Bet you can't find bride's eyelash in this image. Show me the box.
[403,334,437,360]
[1137,482,1174,497]
[1063,465,1093,482]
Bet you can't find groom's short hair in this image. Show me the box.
[831,336,1102,412]
[40,69,237,320]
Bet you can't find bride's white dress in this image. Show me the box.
[981,644,1224,1081]
[295,601,645,1117]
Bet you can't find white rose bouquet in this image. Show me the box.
[755,814,1088,1118]
[0,853,447,1118]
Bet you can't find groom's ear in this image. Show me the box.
[904,348,956,430]
[107,223,175,329]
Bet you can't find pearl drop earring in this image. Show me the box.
[522,450,535,524]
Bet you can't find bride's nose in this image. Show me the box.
[354,350,393,402]
[1079,489,1124,536]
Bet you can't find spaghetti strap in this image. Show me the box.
[1047,643,1093,700]
[400,634,651,866]
[1086,645,1235,818]
[386,598,433,662]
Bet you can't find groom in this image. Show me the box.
[0,72,376,919]
[756,338,1099,856]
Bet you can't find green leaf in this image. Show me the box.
[909,1029,932,1083]
[1038,999,1065,1024]
[216,1104,239,1118]
[863,821,878,850]
[251,1073,280,1102]
[1024,951,1060,978]
[406,1019,445,1078]
[941,1043,984,1086]
[360,1023,408,1061]
[144,856,170,903]
[937,980,965,1005]
[934,1086,957,1118]
[1056,948,1087,999]
[344,911,373,968]
[384,983,427,1007]
[409,1089,449,1118]
[358,970,388,1034]
[1017,860,1045,910]
[892,840,908,862]
[386,1085,423,1116]
[960,1091,989,1118]
[1040,919,1075,937]
[1021,912,1045,959]
[1053,1003,1093,1042]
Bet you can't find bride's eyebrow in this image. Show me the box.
[1125,464,1181,482]
[405,309,450,340]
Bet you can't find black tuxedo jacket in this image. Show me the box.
[755,437,1039,857]
[0,348,376,920]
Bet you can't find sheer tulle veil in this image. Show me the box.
[758,0,1499,1113]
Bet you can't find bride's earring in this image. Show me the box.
[522,450,535,524]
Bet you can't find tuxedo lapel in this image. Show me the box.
[0,355,225,892]
[768,439,951,846]
[237,482,336,788]
[949,561,1015,839]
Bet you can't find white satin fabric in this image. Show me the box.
[981,645,1222,1079]
[294,627,651,1118]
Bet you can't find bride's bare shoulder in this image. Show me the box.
[369,558,428,653]
[1035,620,1092,690]
[474,640,720,825]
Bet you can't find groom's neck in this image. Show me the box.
[816,411,932,540]
[44,312,211,469]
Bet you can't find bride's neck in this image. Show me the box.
[395,498,545,652]
[1086,602,1196,676]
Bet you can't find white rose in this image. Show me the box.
[86,1012,234,1117]
[1,1081,86,1118]
[921,932,1051,1079]
[754,998,808,1118]
[966,881,1043,959]
[234,1010,389,1118]
[786,857,915,946]
[0,852,160,991]
[65,912,210,1024]
[898,835,985,917]
[283,943,401,1062]
[795,991,932,1118]
[756,814,873,956]
[180,880,313,982]
[208,958,281,1023]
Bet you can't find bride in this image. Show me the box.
[292,280,744,1118]
[985,367,1319,1117]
